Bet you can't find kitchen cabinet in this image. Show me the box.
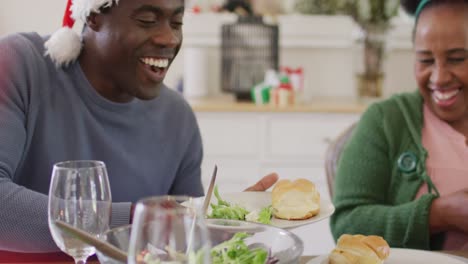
[192,99,363,255]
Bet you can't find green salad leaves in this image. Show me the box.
[211,232,268,264]
[208,186,273,225]
[256,206,274,225]
[141,232,275,264]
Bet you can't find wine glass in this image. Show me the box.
[128,196,211,264]
[48,160,112,264]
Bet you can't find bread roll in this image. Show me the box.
[271,178,320,220]
[329,234,390,264]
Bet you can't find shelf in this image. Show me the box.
[189,95,369,113]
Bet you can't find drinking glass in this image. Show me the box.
[128,196,211,264]
[48,160,112,264]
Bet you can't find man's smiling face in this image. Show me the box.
[85,0,184,102]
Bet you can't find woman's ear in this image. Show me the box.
[86,12,101,31]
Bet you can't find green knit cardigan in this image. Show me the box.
[330,91,443,250]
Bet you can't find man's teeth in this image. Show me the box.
[141,58,169,68]
[432,89,460,101]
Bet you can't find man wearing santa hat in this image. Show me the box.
[0,0,278,254]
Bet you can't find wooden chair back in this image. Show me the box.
[325,123,356,198]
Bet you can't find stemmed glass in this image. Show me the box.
[128,196,211,264]
[48,160,112,264]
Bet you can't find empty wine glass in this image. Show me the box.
[48,160,112,264]
[128,196,211,264]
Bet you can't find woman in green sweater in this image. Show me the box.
[330,0,468,250]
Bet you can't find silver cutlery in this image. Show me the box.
[202,164,218,216]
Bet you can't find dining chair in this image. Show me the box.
[325,122,357,198]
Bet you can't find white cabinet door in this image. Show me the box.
[265,113,359,161]
[197,113,262,159]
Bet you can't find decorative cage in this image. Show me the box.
[221,16,279,101]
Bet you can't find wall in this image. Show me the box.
[0,0,66,36]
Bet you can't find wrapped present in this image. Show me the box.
[251,69,281,105]
[251,83,271,105]
[281,66,304,92]
[270,76,295,107]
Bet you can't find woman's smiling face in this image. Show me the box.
[413,3,468,124]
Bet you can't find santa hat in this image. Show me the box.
[44,0,119,67]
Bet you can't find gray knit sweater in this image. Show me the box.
[0,32,204,252]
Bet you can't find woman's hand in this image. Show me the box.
[430,188,468,234]
[243,172,279,192]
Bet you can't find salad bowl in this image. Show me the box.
[207,219,304,264]
[96,219,303,264]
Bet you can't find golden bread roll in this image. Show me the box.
[271,178,320,220]
[329,234,390,264]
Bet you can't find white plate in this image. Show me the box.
[200,191,334,229]
[306,248,468,264]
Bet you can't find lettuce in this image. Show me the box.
[208,186,273,224]
[211,232,268,264]
[256,206,273,225]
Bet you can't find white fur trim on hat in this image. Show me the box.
[44,27,82,67]
[45,0,119,67]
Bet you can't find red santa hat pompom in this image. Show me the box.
[45,0,119,67]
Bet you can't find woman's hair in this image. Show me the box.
[401,0,421,15]
[401,0,468,40]
[401,0,468,16]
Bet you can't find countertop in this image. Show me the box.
[188,95,370,113]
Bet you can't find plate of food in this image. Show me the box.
[306,234,468,264]
[200,178,335,229]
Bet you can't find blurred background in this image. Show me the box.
[0,0,416,101]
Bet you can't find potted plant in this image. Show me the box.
[340,0,400,99]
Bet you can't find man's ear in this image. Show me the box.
[86,12,101,31]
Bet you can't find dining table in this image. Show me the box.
[1,250,468,264]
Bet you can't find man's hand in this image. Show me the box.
[244,172,279,192]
